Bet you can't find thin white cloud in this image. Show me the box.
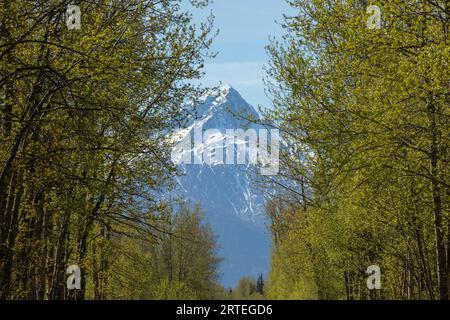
[200,61,266,88]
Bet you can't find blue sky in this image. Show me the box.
[185,0,293,109]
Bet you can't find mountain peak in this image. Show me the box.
[218,82,232,93]
[173,83,270,287]
[192,84,260,126]
[197,83,234,104]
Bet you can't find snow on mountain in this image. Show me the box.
[172,84,271,287]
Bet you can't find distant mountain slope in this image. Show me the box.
[172,84,271,287]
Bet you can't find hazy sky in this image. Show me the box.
[185,0,294,109]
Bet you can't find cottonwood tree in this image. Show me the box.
[0,0,214,299]
[265,0,450,300]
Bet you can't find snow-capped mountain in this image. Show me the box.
[172,84,271,287]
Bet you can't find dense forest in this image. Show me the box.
[265,0,450,300]
[1,0,450,301]
[0,0,226,299]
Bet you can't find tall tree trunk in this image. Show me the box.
[428,102,448,300]
[0,171,24,299]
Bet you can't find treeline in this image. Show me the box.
[0,0,220,299]
[107,203,222,300]
[265,1,450,300]
[213,275,266,300]
[231,275,266,300]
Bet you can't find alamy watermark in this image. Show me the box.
[366,265,381,290]
[63,4,381,32]
[367,5,382,30]
[66,5,81,30]
[66,264,81,290]
[171,123,280,176]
